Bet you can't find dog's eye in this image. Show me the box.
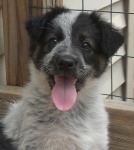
[82,42,91,49]
[49,38,58,46]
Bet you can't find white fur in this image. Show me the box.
[3,62,109,150]
[53,11,80,38]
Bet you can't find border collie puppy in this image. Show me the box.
[2,7,124,150]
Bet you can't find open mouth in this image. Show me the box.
[49,75,78,111]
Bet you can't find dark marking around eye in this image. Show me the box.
[48,38,58,46]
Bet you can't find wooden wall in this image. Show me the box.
[2,0,30,86]
[1,0,43,86]
[1,0,63,86]
[105,101,134,150]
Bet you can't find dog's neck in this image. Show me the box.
[3,62,102,142]
[28,62,51,94]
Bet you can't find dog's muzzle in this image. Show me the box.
[52,54,78,77]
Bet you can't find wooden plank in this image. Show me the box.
[105,100,134,112]
[1,0,44,86]
[29,0,63,21]
[42,0,63,13]
[55,0,63,6]
[126,0,134,101]
[43,0,53,13]
[29,0,43,18]
[106,101,134,150]
[106,100,134,150]
[0,5,4,55]
[0,85,23,96]
[0,55,6,85]
[2,0,29,86]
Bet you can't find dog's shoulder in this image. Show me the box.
[0,122,16,150]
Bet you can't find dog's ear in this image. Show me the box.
[25,15,48,42]
[100,20,124,58]
[25,7,68,42]
[89,13,124,58]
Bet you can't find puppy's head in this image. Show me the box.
[26,7,124,111]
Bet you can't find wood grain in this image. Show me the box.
[55,0,63,7]
[106,100,134,150]
[29,0,43,18]
[0,85,23,96]
[1,0,63,86]
[2,0,30,86]
[42,0,63,14]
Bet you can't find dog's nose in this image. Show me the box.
[58,57,75,70]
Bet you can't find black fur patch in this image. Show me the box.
[26,7,69,69]
[72,12,124,58]
[71,12,124,77]
[0,123,16,150]
[26,7,69,43]
[26,7,69,59]
[33,25,65,69]
[88,12,124,58]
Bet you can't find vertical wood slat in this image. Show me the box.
[55,0,63,7]
[108,107,134,150]
[43,0,63,13]
[126,0,134,101]
[2,0,29,86]
[44,0,63,7]
[29,0,43,18]
[1,0,43,86]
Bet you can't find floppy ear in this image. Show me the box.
[25,15,48,42]
[25,10,58,43]
[100,20,124,58]
[89,12,124,58]
[25,7,68,43]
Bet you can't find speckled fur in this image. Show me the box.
[3,63,109,150]
[3,7,124,150]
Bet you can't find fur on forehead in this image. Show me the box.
[53,11,80,36]
[26,7,124,59]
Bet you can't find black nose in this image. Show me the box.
[58,57,75,70]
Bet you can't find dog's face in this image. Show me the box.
[26,7,124,111]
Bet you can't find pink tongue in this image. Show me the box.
[52,76,77,111]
